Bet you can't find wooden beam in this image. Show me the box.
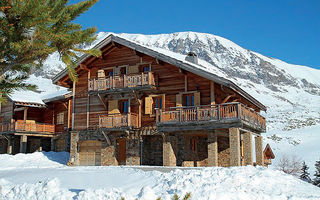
[23,107,28,122]
[222,94,236,104]
[87,70,91,129]
[97,94,107,110]
[80,64,89,71]
[67,99,71,129]
[72,82,75,130]
[210,81,215,105]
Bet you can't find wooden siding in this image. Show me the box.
[71,45,264,132]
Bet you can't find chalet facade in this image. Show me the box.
[0,34,267,168]
[0,92,72,154]
[52,34,267,167]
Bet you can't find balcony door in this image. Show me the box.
[119,100,129,114]
[183,94,195,107]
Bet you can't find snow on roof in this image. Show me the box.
[8,75,69,106]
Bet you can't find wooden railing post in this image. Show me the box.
[217,105,220,120]
[179,108,182,122]
[141,73,145,85]
[196,106,200,121]
[128,113,131,127]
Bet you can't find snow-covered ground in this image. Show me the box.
[0,152,320,200]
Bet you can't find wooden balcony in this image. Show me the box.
[98,113,139,129]
[156,103,266,133]
[88,72,156,93]
[0,120,55,134]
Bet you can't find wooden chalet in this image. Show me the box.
[263,144,275,166]
[0,91,72,154]
[50,34,267,167]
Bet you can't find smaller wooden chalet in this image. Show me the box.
[263,144,275,167]
[52,34,267,167]
[0,90,72,154]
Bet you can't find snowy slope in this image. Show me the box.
[0,152,320,200]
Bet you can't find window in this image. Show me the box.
[105,69,113,76]
[119,100,129,114]
[120,67,127,75]
[57,112,64,125]
[152,96,162,112]
[183,94,194,107]
[143,66,150,72]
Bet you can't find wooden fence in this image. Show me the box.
[99,113,139,128]
[88,72,155,91]
[156,103,266,131]
[0,120,55,134]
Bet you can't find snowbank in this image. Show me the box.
[0,152,69,170]
[0,165,319,199]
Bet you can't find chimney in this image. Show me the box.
[185,52,198,64]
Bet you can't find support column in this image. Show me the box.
[243,132,253,165]
[255,135,264,166]
[68,131,79,166]
[20,135,27,153]
[163,134,176,166]
[229,128,240,166]
[7,136,13,154]
[51,138,55,151]
[208,130,218,166]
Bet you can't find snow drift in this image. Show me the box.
[0,152,320,200]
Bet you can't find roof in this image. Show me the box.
[263,144,275,159]
[7,75,71,107]
[52,34,266,111]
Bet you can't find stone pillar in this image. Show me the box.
[229,128,240,166]
[126,138,141,165]
[7,136,13,155]
[243,132,253,165]
[163,135,176,166]
[51,138,55,151]
[208,130,218,166]
[255,135,264,166]
[68,131,79,166]
[20,135,27,153]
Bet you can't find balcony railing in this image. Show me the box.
[98,113,139,129]
[0,120,55,134]
[88,72,155,91]
[156,103,266,131]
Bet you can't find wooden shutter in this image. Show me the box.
[194,92,200,106]
[97,70,105,79]
[128,65,139,74]
[176,94,182,107]
[145,96,153,114]
[108,100,120,114]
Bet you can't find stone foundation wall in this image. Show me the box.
[179,135,208,167]
[28,138,41,152]
[0,139,7,154]
[218,136,230,167]
[69,130,141,166]
[142,135,163,166]
[55,133,70,152]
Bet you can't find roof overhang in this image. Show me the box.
[52,34,267,111]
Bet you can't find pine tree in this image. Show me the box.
[299,161,311,183]
[313,159,320,187]
[0,0,101,101]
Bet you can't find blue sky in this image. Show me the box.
[73,0,320,69]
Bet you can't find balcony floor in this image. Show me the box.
[157,118,265,133]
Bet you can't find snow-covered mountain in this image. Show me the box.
[39,31,320,132]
